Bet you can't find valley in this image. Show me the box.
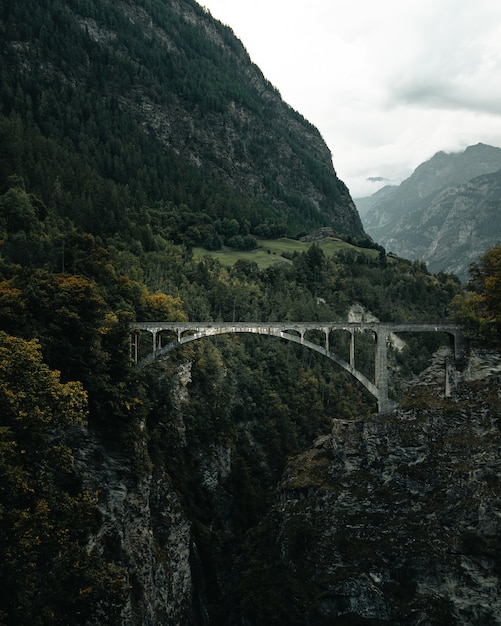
[0,1,500,624]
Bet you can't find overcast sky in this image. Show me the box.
[201,0,501,198]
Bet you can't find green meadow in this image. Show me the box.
[193,237,379,269]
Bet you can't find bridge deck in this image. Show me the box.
[131,321,461,333]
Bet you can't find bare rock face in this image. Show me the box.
[72,428,194,625]
[70,351,501,625]
[239,370,501,624]
[381,171,501,280]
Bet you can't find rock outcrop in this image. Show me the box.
[239,355,501,624]
[72,427,195,625]
[77,349,501,625]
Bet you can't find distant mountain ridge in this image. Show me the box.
[357,144,501,280]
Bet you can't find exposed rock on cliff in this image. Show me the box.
[70,349,501,625]
[73,427,195,625]
[238,359,501,624]
[381,170,501,281]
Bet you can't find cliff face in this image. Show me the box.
[357,144,501,279]
[71,352,501,625]
[241,364,501,624]
[72,428,195,625]
[380,171,501,280]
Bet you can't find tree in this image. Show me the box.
[452,245,501,342]
[135,287,188,321]
[472,246,501,322]
[0,186,37,232]
[0,332,127,624]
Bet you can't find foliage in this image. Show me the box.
[452,245,501,343]
[0,0,471,621]
[0,332,127,624]
[0,0,361,244]
[0,168,462,619]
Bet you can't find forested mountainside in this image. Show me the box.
[357,144,501,280]
[1,0,501,624]
[0,0,363,244]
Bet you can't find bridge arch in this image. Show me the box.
[137,324,378,400]
[130,321,465,414]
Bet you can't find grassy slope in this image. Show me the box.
[193,237,379,269]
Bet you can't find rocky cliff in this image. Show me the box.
[71,349,501,625]
[239,353,501,624]
[381,170,501,280]
[357,144,501,280]
[73,428,195,625]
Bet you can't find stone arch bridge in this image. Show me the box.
[130,321,465,414]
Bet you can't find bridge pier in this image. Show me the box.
[131,331,139,364]
[374,326,396,414]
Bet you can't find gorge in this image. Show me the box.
[0,1,500,624]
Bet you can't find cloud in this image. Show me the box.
[202,0,501,197]
[385,1,501,115]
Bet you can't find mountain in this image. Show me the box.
[2,1,501,625]
[355,183,397,219]
[0,0,364,242]
[382,170,501,280]
[357,144,501,279]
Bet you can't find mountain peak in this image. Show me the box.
[358,143,501,280]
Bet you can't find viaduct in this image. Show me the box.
[130,321,465,414]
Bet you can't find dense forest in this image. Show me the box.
[0,200,466,622]
[0,0,363,242]
[1,0,500,623]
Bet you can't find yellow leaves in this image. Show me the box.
[139,287,188,321]
[485,275,498,290]
[79,586,94,597]
[34,497,50,517]
[455,245,501,341]
[54,273,102,303]
[57,381,88,422]
[482,245,501,269]
[124,396,142,413]
[1,330,86,401]
[484,273,501,322]
[218,266,231,284]
[98,311,119,335]
[0,280,24,309]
